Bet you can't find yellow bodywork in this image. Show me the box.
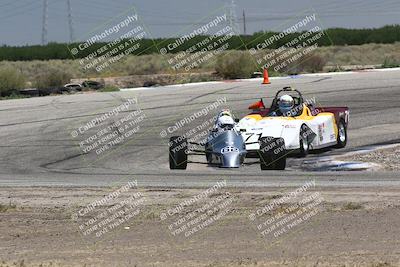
[244,104,339,138]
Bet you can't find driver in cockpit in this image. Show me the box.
[214,109,236,131]
[271,94,295,117]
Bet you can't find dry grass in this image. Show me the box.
[342,202,363,210]
[0,43,398,87]
[0,67,26,96]
[317,42,400,67]
[216,51,256,79]
[0,202,16,212]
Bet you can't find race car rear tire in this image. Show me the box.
[206,151,212,164]
[169,136,188,170]
[299,124,310,157]
[274,155,286,170]
[259,137,286,170]
[335,120,347,148]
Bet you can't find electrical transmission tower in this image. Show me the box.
[243,10,247,35]
[67,0,75,42]
[226,0,239,34]
[41,0,48,45]
[41,0,75,45]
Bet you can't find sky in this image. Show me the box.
[0,0,399,46]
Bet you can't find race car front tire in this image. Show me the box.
[335,120,347,148]
[299,124,310,157]
[169,136,188,170]
[259,137,286,170]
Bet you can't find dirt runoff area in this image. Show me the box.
[1,184,400,267]
[341,144,400,171]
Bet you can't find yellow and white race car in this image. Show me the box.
[237,87,349,170]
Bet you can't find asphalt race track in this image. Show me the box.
[1,69,400,188]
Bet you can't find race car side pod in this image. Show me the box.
[262,69,271,84]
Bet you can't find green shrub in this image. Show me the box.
[34,67,72,89]
[215,51,256,79]
[284,53,327,74]
[0,67,26,96]
[125,54,170,75]
[302,54,327,72]
[382,57,400,68]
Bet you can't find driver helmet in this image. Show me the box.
[218,109,233,117]
[216,110,235,130]
[279,95,294,115]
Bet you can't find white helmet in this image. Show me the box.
[218,109,233,118]
[217,116,235,130]
[216,110,235,130]
[279,95,294,115]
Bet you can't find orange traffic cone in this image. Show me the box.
[262,69,271,84]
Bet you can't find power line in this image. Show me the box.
[0,0,41,20]
[0,0,22,8]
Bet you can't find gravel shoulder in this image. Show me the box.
[340,144,400,171]
[1,186,400,267]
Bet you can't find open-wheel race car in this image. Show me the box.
[168,87,349,170]
[237,87,349,169]
[168,110,248,170]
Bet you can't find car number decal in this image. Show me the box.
[245,133,262,143]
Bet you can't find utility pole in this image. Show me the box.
[41,0,48,45]
[243,10,246,35]
[67,0,75,43]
